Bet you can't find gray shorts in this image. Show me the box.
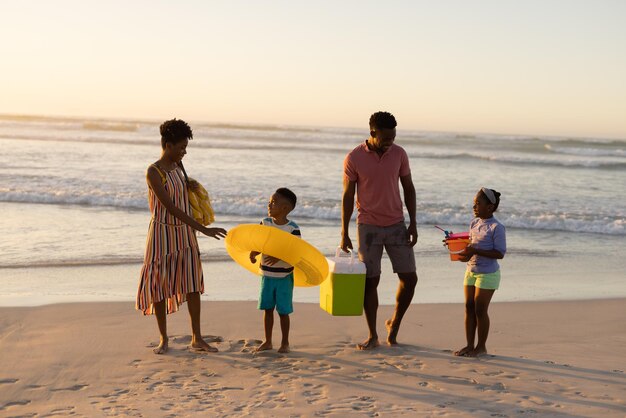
[357,222,416,278]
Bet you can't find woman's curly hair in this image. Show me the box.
[160,118,193,149]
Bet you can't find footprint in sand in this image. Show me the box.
[302,384,327,405]
[521,395,554,407]
[45,406,76,416]
[483,370,503,377]
[325,340,353,355]
[383,360,411,371]
[1,400,31,410]
[234,338,263,353]
[51,384,89,392]
[171,334,223,344]
[441,375,479,386]
[254,350,282,359]
[477,382,508,393]
[0,378,19,384]
[91,388,131,401]
[145,381,164,392]
[356,369,376,380]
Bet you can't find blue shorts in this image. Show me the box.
[258,274,294,315]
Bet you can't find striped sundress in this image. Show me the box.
[136,165,204,315]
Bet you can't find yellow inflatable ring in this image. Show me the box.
[224,224,329,287]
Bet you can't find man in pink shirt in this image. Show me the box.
[341,111,418,350]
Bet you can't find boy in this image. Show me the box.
[250,188,300,353]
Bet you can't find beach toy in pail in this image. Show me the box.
[436,226,470,261]
[320,248,366,316]
[224,224,329,287]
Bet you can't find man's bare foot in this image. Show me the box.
[153,337,169,355]
[453,346,473,357]
[277,344,290,353]
[190,338,219,353]
[256,341,273,352]
[468,347,488,357]
[356,337,380,350]
[385,319,399,346]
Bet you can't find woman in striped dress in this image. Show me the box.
[137,119,227,354]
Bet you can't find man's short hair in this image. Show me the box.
[276,187,297,209]
[160,118,193,149]
[369,111,397,130]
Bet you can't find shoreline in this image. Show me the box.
[2,299,625,416]
[3,256,626,307]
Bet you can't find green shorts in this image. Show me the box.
[258,274,294,315]
[464,270,501,290]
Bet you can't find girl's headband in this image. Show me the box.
[480,187,496,204]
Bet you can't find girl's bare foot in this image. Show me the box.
[385,319,399,346]
[453,346,473,357]
[468,347,488,357]
[256,341,273,352]
[277,344,290,353]
[356,337,380,350]
[153,337,169,355]
[190,338,219,353]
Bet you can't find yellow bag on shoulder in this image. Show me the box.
[187,180,215,226]
[152,163,215,226]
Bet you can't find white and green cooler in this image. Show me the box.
[320,249,367,316]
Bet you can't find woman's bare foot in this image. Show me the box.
[386,319,399,346]
[190,338,219,353]
[153,337,169,355]
[277,344,290,353]
[453,346,473,357]
[356,337,380,350]
[468,346,488,357]
[256,341,273,352]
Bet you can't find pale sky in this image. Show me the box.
[1,0,625,138]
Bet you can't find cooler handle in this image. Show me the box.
[335,247,355,264]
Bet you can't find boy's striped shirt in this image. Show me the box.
[260,217,301,278]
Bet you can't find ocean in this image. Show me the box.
[1,115,625,306]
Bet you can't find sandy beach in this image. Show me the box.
[1,299,624,417]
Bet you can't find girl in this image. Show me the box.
[454,187,506,357]
[136,119,227,354]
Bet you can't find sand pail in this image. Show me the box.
[445,238,471,261]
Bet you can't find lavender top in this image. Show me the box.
[467,217,506,274]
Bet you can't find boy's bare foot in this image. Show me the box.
[277,344,290,353]
[190,338,219,353]
[356,337,380,350]
[153,337,169,355]
[256,341,273,352]
[385,319,399,346]
[453,346,473,357]
[468,347,488,357]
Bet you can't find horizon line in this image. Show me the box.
[1,112,624,142]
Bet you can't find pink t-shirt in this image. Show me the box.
[343,142,411,227]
